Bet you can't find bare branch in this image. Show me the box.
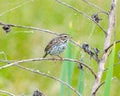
[56,0,107,35]
[82,0,108,15]
[0,21,100,62]
[0,21,103,63]
[0,22,58,36]
[15,65,81,96]
[92,82,105,95]
[91,0,117,95]
[82,43,100,63]
[0,21,83,48]
[105,40,120,52]
[70,40,82,48]
[0,90,15,96]
[0,58,97,78]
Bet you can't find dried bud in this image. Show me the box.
[93,48,100,56]
[82,43,90,52]
[89,51,94,57]
[78,63,83,70]
[2,25,11,33]
[82,42,100,61]
[33,90,45,96]
[91,13,102,23]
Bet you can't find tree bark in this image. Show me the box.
[91,0,116,96]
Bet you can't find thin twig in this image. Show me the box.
[105,40,120,52]
[0,58,97,78]
[0,21,83,49]
[0,21,101,63]
[0,90,15,96]
[0,60,16,63]
[56,0,107,35]
[0,22,58,36]
[70,40,82,48]
[0,21,100,62]
[15,65,81,96]
[91,0,116,96]
[92,82,105,95]
[82,0,108,15]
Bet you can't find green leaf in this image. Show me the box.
[77,55,85,96]
[60,43,76,96]
[78,68,84,95]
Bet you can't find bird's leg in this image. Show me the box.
[51,56,57,64]
[52,56,63,64]
[57,55,63,62]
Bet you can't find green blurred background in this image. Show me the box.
[0,0,120,96]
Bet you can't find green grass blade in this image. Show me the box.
[60,59,68,96]
[103,43,116,96]
[67,43,75,96]
[60,43,76,96]
[78,68,84,95]
[60,22,78,96]
[77,56,85,96]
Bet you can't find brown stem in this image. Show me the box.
[0,58,97,78]
[16,65,81,96]
[92,82,105,95]
[0,22,58,35]
[56,0,107,35]
[91,0,116,96]
[105,40,120,52]
[0,21,83,49]
[0,21,101,62]
[82,0,108,15]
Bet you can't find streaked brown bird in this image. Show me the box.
[43,34,71,58]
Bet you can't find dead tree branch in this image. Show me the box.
[15,65,81,96]
[0,21,101,62]
[91,0,116,96]
[0,21,82,50]
[105,40,120,52]
[82,0,108,15]
[56,0,107,35]
[0,58,97,78]
[92,82,105,95]
[0,22,58,35]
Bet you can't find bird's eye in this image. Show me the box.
[64,36,67,38]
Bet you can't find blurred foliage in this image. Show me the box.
[0,0,120,96]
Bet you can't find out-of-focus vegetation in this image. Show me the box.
[0,0,120,96]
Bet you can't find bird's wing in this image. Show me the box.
[45,38,58,52]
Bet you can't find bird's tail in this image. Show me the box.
[43,53,47,58]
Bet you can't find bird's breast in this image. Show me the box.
[49,43,67,55]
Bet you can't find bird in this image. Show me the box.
[43,33,71,58]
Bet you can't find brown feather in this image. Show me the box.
[45,37,58,52]
[43,34,71,57]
